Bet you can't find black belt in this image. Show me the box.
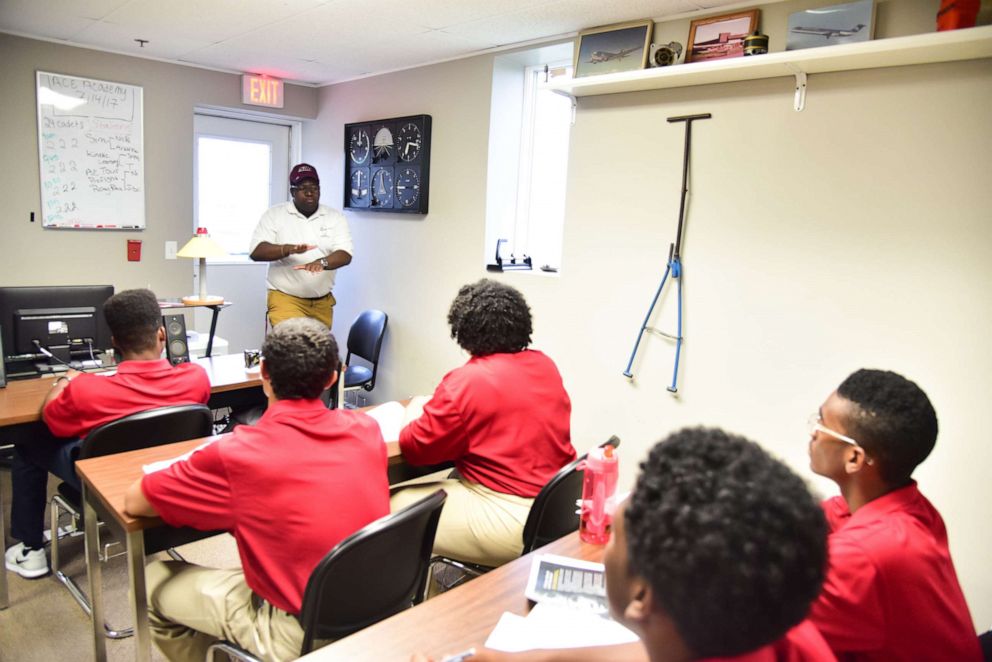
[251,591,303,626]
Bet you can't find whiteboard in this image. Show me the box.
[36,71,145,229]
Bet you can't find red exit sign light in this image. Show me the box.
[242,74,284,108]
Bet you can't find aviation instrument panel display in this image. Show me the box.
[344,114,432,214]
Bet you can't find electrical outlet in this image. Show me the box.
[165,241,177,260]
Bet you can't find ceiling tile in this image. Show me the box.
[97,0,326,43]
[0,0,127,40]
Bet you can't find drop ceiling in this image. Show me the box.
[0,0,786,86]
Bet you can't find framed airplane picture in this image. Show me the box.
[786,0,876,51]
[574,20,653,78]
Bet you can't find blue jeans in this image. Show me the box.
[11,429,82,549]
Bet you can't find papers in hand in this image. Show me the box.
[142,439,216,474]
[364,396,430,442]
[484,554,637,651]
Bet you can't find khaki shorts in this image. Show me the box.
[267,289,335,328]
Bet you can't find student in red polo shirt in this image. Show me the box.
[391,279,575,568]
[806,369,982,661]
[5,288,210,579]
[416,428,836,662]
[125,317,389,662]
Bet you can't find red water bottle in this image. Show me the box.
[579,445,619,544]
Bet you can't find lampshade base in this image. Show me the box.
[181,294,225,305]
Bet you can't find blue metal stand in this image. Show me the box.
[623,113,710,394]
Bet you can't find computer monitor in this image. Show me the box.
[0,285,114,376]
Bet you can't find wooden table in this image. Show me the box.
[73,423,421,662]
[0,353,262,611]
[0,353,262,430]
[300,532,603,661]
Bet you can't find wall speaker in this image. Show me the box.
[163,314,190,365]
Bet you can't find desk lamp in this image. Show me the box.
[177,227,226,304]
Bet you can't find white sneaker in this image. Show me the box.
[5,542,49,579]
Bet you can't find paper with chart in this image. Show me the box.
[484,554,638,651]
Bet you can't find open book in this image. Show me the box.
[363,396,429,442]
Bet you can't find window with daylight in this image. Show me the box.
[194,113,292,258]
[485,44,574,274]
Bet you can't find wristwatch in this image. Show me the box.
[319,257,329,270]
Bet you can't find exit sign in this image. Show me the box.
[242,74,284,108]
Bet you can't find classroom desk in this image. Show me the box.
[0,353,262,431]
[301,531,603,661]
[74,428,417,662]
[0,353,263,612]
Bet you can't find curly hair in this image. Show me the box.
[625,428,827,658]
[102,289,162,354]
[261,318,341,400]
[837,369,938,484]
[446,279,532,356]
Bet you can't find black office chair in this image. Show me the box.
[50,404,214,639]
[342,309,387,403]
[206,489,447,661]
[979,627,992,662]
[431,436,620,591]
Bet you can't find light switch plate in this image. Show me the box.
[165,241,177,260]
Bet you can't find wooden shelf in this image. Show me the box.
[549,25,992,105]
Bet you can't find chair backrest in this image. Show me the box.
[79,404,214,460]
[298,489,446,653]
[520,435,620,555]
[344,309,387,385]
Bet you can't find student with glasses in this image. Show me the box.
[806,368,981,661]
[250,163,353,329]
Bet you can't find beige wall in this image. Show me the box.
[0,32,317,303]
[312,2,992,628]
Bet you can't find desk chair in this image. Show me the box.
[341,309,387,407]
[50,404,214,639]
[206,489,447,661]
[432,436,620,591]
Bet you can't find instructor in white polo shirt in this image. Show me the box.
[249,163,353,328]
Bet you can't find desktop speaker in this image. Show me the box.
[163,314,190,365]
[0,324,6,388]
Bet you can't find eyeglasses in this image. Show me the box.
[292,185,320,195]
[807,413,860,447]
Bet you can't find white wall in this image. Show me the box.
[310,8,992,629]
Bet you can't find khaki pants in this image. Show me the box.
[390,480,532,567]
[266,289,335,329]
[146,560,303,662]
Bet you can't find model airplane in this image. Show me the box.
[791,23,866,39]
[588,47,639,63]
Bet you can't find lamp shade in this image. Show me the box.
[177,228,226,259]
[178,228,226,304]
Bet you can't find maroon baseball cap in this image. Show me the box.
[289,163,319,186]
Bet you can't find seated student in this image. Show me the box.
[417,427,835,662]
[124,317,390,662]
[5,288,210,579]
[806,369,982,661]
[391,279,575,567]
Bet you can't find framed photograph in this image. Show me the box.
[574,19,653,78]
[787,0,875,51]
[686,10,759,63]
